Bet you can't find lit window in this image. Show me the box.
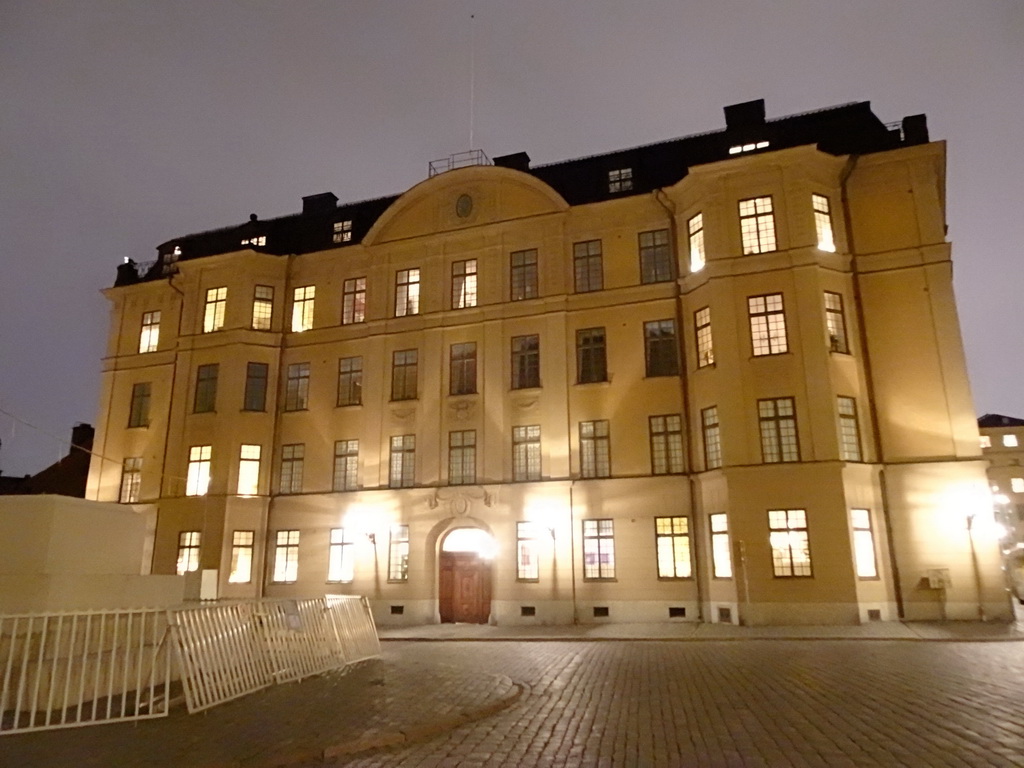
[449,430,476,485]
[655,517,691,579]
[639,229,672,284]
[291,286,315,332]
[389,435,415,488]
[812,194,835,252]
[510,249,538,301]
[337,356,363,407]
[748,294,788,356]
[395,268,421,317]
[980,435,992,449]
[119,457,142,503]
[710,513,732,578]
[728,141,769,155]
[687,214,706,272]
[333,219,353,244]
[450,342,477,395]
[850,509,877,579]
[186,445,211,496]
[128,382,151,428]
[193,363,218,414]
[203,287,227,333]
[838,396,862,462]
[513,425,541,481]
[333,440,359,491]
[580,420,611,479]
[517,522,539,581]
[825,292,849,353]
[511,335,540,389]
[759,397,800,463]
[1004,435,1019,448]
[452,259,478,309]
[237,444,260,496]
[176,531,201,575]
[139,311,160,353]
[228,530,254,583]
[273,530,299,583]
[342,277,367,324]
[284,362,310,411]
[573,240,603,293]
[768,509,812,577]
[695,307,714,367]
[644,319,679,377]
[576,327,607,384]
[328,528,354,583]
[240,235,266,247]
[388,525,410,582]
[702,406,722,470]
[391,349,418,401]
[649,415,683,475]
[243,362,269,411]
[280,444,304,494]
[738,196,776,254]
[583,519,615,579]
[1012,477,1024,494]
[608,168,633,193]
[252,285,273,330]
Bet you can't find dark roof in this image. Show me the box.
[115,99,928,287]
[978,414,1024,428]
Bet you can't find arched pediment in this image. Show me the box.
[364,165,569,245]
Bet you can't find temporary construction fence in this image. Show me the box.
[1,595,379,735]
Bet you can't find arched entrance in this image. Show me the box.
[438,528,494,624]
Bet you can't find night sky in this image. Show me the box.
[1,1,1022,476]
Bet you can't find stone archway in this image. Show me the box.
[438,528,494,624]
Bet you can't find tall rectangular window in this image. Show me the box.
[128,382,151,428]
[655,517,691,578]
[388,525,409,582]
[768,509,812,577]
[395,268,420,317]
[739,196,776,254]
[237,444,261,496]
[284,362,310,411]
[391,349,418,401]
[710,513,732,578]
[639,229,672,284]
[649,415,684,475]
[513,425,541,481]
[576,327,607,383]
[280,444,304,494]
[389,435,415,488]
[273,530,299,583]
[579,420,611,479]
[759,397,799,463]
[516,522,539,581]
[176,531,201,575]
[687,214,706,272]
[701,406,722,470]
[342,277,367,324]
[203,287,227,333]
[695,307,714,368]
[252,285,273,330]
[328,528,354,583]
[510,249,538,301]
[838,396,862,461]
[644,319,679,376]
[243,362,269,411]
[608,167,632,192]
[573,240,603,293]
[812,194,835,252]
[333,219,353,244]
[193,363,218,413]
[333,440,359,491]
[139,311,160,353]
[119,457,142,503]
[228,530,254,583]
[337,356,363,406]
[291,286,315,332]
[452,259,478,309]
[748,294,788,356]
[511,335,540,389]
[825,292,849,353]
[448,430,476,485]
[583,519,615,579]
[450,342,477,395]
[851,509,878,579]
[186,445,211,496]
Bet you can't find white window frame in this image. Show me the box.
[273,530,299,583]
[139,311,160,353]
[687,213,706,272]
[738,196,776,255]
[291,285,315,333]
[176,531,201,575]
[252,285,273,330]
[237,444,261,496]
[328,528,354,583]
[655,516,691,579]
[395,268,421,317]
[186,445,211,496]
[229,530,254,584]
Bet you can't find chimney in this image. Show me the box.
[302,192,338,216]
[724,99,766,130]
[71,423,94,452]
[901,114,929,145]
[493,152,531,172]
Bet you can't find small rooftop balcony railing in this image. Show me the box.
[428,149,491,177]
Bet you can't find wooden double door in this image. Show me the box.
[438,551,492,624]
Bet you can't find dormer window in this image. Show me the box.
[608,168,633,193]
[333,220,353,243]
[241,236,266,247]
[728,141,769,155]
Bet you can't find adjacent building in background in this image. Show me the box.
[0,424,94,497]
[86,99,1010,626]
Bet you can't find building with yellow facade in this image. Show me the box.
[86,99,1011,626]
